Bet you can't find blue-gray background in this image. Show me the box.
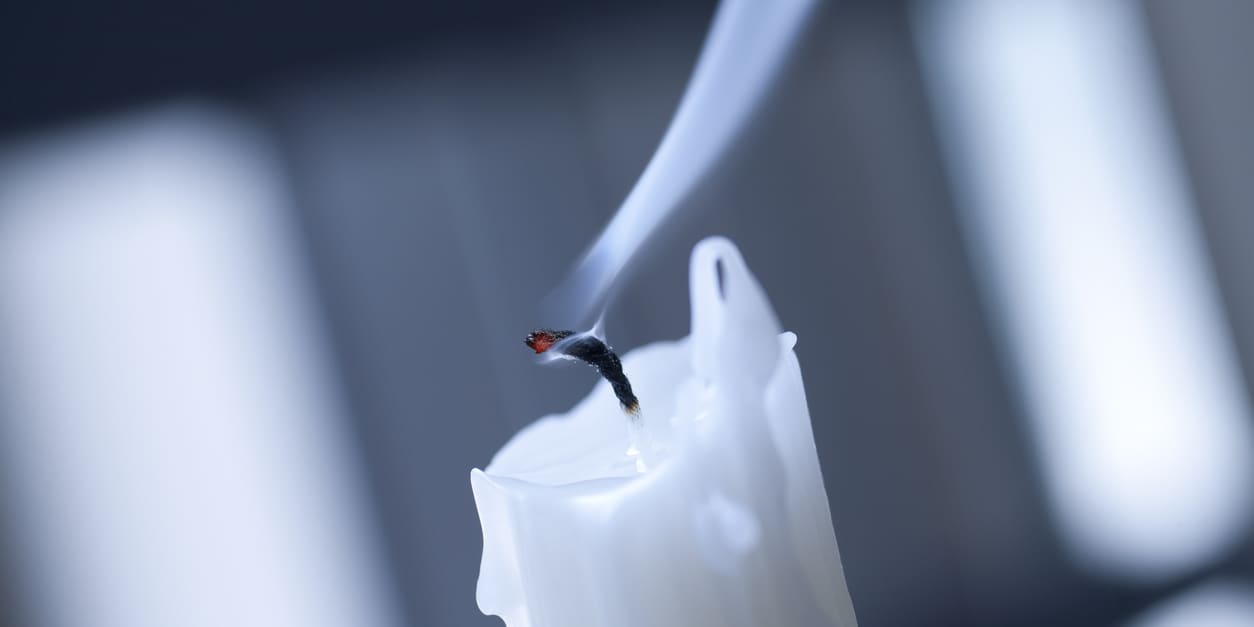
[2,1,1253,626]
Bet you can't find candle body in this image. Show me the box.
[472,238,857,627]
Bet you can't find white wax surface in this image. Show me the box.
[472,238,858,627]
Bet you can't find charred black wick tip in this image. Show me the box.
[527,331,640,415]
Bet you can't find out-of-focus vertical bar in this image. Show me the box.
[0,107,401,627]
[1144,0,1254,416]
[912,0,1254,581]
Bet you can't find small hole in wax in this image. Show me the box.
[715,258,726,300]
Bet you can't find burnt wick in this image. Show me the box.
[525,329,640,416]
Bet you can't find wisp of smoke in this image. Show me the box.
[545,0,818,324]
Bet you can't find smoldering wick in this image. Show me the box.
[525,329,640,416]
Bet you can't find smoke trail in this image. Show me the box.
[548,0,818,323]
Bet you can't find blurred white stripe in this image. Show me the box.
[0,107,401,627]
[914,0,1254,581]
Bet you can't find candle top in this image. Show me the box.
[487,338,690,487]
[483,236,785,490]
[472,238,858,627]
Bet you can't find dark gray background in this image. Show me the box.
[3,1,1254,626]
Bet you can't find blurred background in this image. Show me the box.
[1,0,1253,626]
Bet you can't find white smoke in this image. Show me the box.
[548,0,818,322]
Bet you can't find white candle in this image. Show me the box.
[472,238,858,627]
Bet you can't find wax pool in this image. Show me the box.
[471,238,858,627]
